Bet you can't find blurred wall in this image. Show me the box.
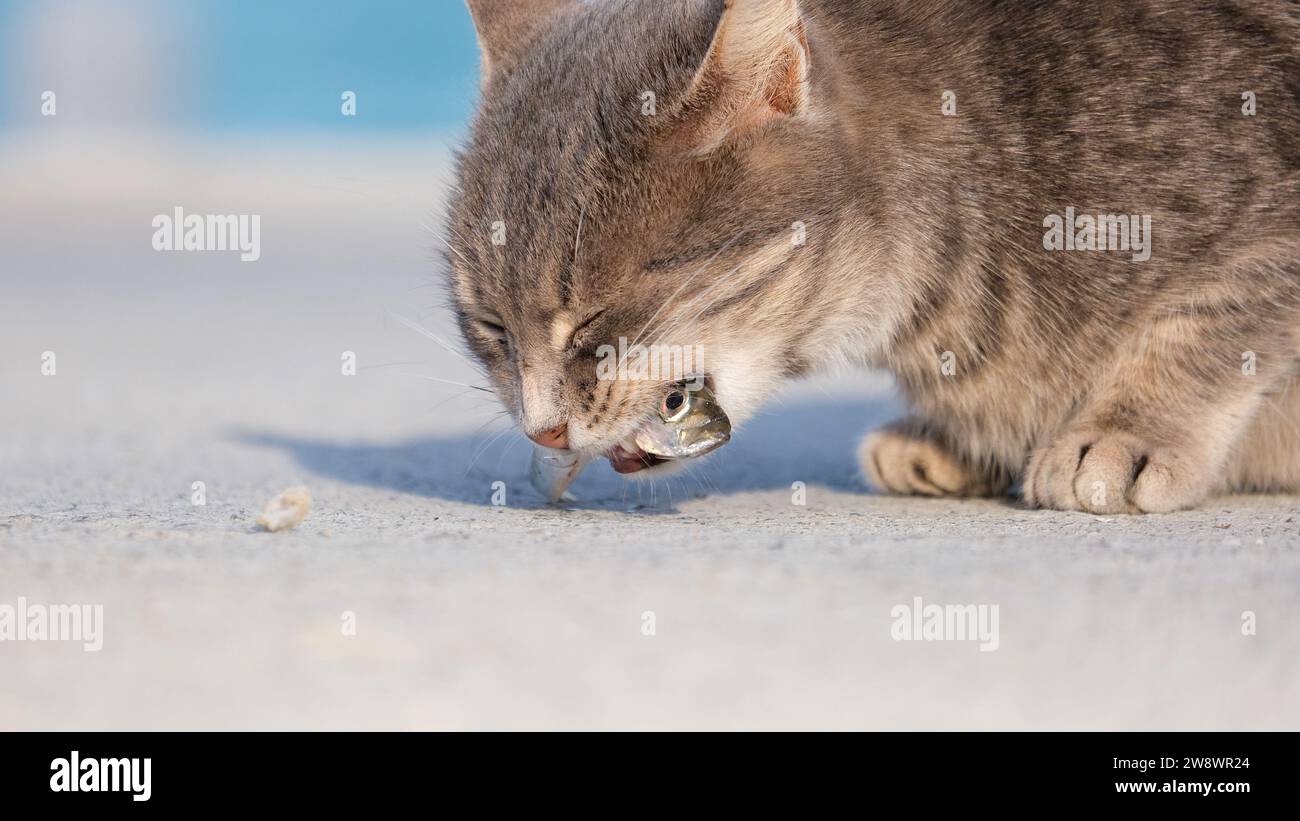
[0,0,481,133]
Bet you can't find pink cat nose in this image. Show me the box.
[527,423,569,449]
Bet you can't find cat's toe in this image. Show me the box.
[1026,429,1210,514]
[1024,431,1088,511]
[859,428,982,497]
[1070,434,1146,513]
[1126,447,1212,513]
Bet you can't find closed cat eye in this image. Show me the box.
[568,310,605,349]
[475,318,508,344]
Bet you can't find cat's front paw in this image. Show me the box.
[1023,427,1212,514]
[860,423,1000,498]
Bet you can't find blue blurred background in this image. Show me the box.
[0,0,480,134]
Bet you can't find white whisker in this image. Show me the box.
[621,230,747,367]
[387,310,487,376]
[395,372,493,392]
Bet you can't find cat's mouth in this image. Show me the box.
[528,381,732,501]
[607,440,671,474]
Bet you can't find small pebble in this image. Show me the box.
[256,486,312,532]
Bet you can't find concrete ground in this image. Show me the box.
[2,134,1298,730]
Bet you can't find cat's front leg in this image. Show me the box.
[1023,302,1295,514]
[860,417,1009,498]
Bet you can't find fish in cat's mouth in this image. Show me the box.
[608,381,732,473]
[530,381,731,500]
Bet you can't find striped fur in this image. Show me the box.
[446,0,1300,511]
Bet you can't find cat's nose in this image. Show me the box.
[527,422,569,449]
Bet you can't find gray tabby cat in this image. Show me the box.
[445,0,1300,513]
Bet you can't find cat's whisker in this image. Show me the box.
[424,388,498,416]
[469,410,512,439]
[640,230,801,347]
[430,227,476,271]
[622,257,752,376]
[387,310,488,377]
[642,254,767,353]
[442,221,477,250]
[358,360,430,371]
[430,222,485,277]
[394,372,493,392]
[495,430,531,475]
[465,424,521,477]
[620,231,747,366]
[573,201,587,266]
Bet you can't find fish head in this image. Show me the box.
[609,381,732,473]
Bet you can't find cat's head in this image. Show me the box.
[446,0,840,473]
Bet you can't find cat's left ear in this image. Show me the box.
[677,0,811,153]
[466,0,573,88]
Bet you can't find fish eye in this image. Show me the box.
[661,390,689,421]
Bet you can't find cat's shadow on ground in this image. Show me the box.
[235,397,902,511]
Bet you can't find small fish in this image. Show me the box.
[631,383,731,460]
[530,382,733,500]
[529,445,592,503]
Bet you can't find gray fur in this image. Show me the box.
[447,0,1300,512]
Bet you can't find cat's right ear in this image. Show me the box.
[466,0,573,88]
[671,0,812,155]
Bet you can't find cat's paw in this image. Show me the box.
[860,425,997,498]
[1023,427,1211,514]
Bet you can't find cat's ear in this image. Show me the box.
[466,0,572,87]
[677,0,811,153]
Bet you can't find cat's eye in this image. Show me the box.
[475,318,509,346]
[568,310,605,350]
